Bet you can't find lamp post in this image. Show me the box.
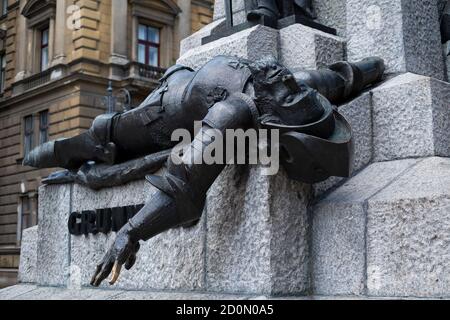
[103,81,132,114]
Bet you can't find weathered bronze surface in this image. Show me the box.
[23,55,385,286]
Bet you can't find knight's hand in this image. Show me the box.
[90,229,140,287]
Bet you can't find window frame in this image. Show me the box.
[23,114,34,157]
[17,193,38,245]
[39,110,49,145]
[39,26,49,71]
[20,109,49,161]
[137,23,161,67]
[0,52,5,93]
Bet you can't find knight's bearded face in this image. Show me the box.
[249,58,299,107]
[249,58,325,126]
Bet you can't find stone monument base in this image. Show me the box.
[2,0,449,299]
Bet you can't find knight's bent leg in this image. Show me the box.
[293,57,385,103]
[125,93,255,241]
[90,93,256,286]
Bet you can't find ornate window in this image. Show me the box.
[138,24,160,67]
[130,0,181,68]
[22,0,55,74]
[22,0,55,26]
[40,27,49,71]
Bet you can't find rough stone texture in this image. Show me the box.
[180,18,225,56]
[0,284,251,300]
[0,284,38,300]
[367,157,450,298]
[69,179,206,292]
[36,184,71,287]
[2,284,442,300]
[371,73,450,162]
[206,165,312,295]
[313,92,373,197]
[115,290,250,300]
[18,226,38,284]
[314,0,347,36]
[177,24,279,70]
[312,159,419,296]
[213,0,246,21]
[10,286,124,300]
[347,0,445,80]
[279,24,345,71]
[313,157,450,298]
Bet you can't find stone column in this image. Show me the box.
[110,0,128,65]
[177,0,192,42]
[14,1,28,81]
[51,0,67,66]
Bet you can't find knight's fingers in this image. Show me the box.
[93,260,114,287]
[109,261,123,285]
[90,263,103,286]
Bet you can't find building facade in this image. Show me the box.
[0,0,213,288]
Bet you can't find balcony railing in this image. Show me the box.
[129,62,166,81]
[22,70,52,91]
[12,65,67,95]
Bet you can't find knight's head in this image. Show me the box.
[248,57,325,126]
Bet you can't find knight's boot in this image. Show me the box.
[247,0,280,21]
[23,113,118,170]
[294,57,385,103]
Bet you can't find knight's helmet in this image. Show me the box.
[253,57,384,184]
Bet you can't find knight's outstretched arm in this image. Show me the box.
[294,57,385,103]
[90,93,256,287]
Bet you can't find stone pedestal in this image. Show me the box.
[179,22,345,71]
[346,0,445,80]
[36,185,71,287]
[312,157,450,298]
[178,24,279,69]
[6,0,450,301]
[279,24,345,71]
[371,73,450,161]
[18,226,38,284]
[206,166,311,295]
[19,167,312,296]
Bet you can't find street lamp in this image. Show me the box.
[103,81,132,114]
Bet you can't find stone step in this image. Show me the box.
[314,71,449,197]
[0,284,252,300]
[371,73,450,162]
[1,284,442,300]
[178,23,345,71]
[312,157,450,298]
